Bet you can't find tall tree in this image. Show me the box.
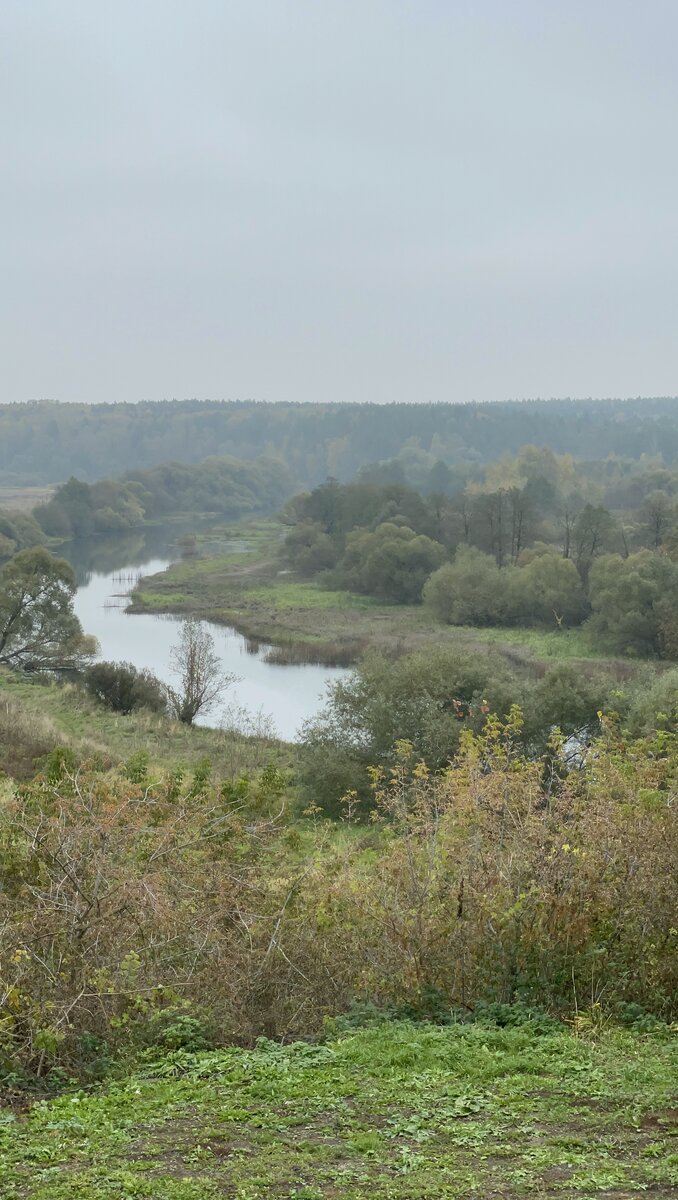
[0,548,96,671]
[166,618,236,725]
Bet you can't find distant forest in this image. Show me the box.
[0,456,291,555]
[4,397,678,486]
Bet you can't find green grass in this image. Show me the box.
[244,580,377,610]
[0,668,294,782]
[136,579,375,613]
[450,623,604,660]
[131,519,641,673]
[1,1021,676,1198]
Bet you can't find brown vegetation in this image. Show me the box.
[0,712,675,1083]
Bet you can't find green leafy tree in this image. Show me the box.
[423,546,509,626]
[298,645,528,812]
[639,490,674,549]
[0,510,45,561]
[283,521,338,575]
[0,548,96,672]
[587,551,678,657]
[339,523,446,603]
[573,504,616,577]
[509,551,587,628]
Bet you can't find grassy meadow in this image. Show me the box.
[130,519,635,671]
[0,485,55,512]
[0,667,293,783]
[2,1021,676,1199]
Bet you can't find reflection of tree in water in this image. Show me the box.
[56,519,218,586]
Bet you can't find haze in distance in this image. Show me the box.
[2,0,677,405]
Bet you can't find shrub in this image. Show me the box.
[587,551,678,657]
[0,717,675,1086]
[84,660,167,715]
[323,722,678,1022]
[339,522,447,603]
[423,546,509,625]
[508,551,587,627]
[297,645,530,813]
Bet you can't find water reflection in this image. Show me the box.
[56,519,223,587]
[58,524,348,742]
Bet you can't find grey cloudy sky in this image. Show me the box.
[2,0,677,405]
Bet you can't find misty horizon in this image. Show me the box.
[3,1,678,405]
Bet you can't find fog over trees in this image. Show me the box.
[4,396,678,486]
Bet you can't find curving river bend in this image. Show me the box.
[59,524,349,742]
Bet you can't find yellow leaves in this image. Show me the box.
[392,740,415,764]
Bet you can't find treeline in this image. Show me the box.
[32,455,292,539]
[283,447,678,657]
[0,508,45,559]
[5,396,678,486]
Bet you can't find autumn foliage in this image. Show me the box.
[0,714,676,1084]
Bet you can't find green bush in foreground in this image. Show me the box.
[84,660,168,715]
[0,711,675,1088]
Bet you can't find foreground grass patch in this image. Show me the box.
[2,1022,676,1199]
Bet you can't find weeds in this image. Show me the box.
[1,1022,676,1199]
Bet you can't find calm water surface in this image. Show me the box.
[61,526,349,742]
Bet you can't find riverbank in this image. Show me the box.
[130,519,637,674]
[0,666,294,782]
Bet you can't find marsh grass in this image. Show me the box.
[263,639,367,666]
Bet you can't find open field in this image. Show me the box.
[0,668,293,782]
[2,1021,676,1199]
[131,522,641,673]
[0,485,55,511]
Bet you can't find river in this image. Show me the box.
[59,524,349,742]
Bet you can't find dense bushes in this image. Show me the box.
[84,661,168,715]
[423,547,506,624]
[328,723,678,1021]
[0,756,286,1083]
[0,509,45,562]
[424,547,587,629]
[337,523,446,603]
[587,551,678,657]
[297,646,616,813]
[1,718,676,1085]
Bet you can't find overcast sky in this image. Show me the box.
[2,1,677,405]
